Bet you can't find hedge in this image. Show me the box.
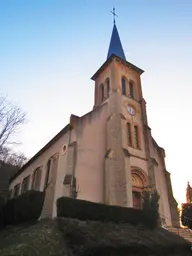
[2,198,15,225]
[3,190,45,226]
[57,197,158,229]
[0,196,4,228]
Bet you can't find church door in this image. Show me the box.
[131,170,148,209]
[132,191,142,209]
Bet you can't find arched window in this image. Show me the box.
[127,123,132,146]
[13,183,20,197]
[100,84,104,102]
[131,169,147,189]
[32,167,42,191]
[134,125,139,149]
[106,79,110,97]
[129,81,134,99]
[122,77,126,95]
[21,175,30,194]
[44,158,52,189]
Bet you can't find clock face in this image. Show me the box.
[127,104,135,116]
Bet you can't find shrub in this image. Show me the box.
[142,190,160,228]
[3,190,45,225]
[142,190,160,210]
[0,194,5,228]
[2,198,15,225]
[57,197,159,229]
[14,190,45,224]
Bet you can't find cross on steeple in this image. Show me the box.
[110,7,118,24]
[107,8,126,61]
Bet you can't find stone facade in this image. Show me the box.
[41,153,59,219]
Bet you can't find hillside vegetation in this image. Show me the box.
[0,218,191,256]
[0,162,18,200]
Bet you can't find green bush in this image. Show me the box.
[14,190,45,224]
[142,190,160,228]
[0,195,5,228]
[3,190,45,225]
[57,197,158,229]
[2,198,15,225]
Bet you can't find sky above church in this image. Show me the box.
[0,0,192,207]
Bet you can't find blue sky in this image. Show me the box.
[0,0,192,205]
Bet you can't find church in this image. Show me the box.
[8,17,179,227]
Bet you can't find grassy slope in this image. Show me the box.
[0,218,191,256]
[0,220,68,256]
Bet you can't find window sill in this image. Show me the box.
[128,145,141,151]
[122,94,139,103]
[98,97,109,106]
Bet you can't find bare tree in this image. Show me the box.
[6,152,27,168]
[0,146,9,165]
[0,149,27,201]
[0,96,26,155]
[0,96,26,200]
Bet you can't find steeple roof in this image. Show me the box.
[107,24,126,61]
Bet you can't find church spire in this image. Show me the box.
[107,8,126,61]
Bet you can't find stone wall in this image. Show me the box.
[165,170,180,227]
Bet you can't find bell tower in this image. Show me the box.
[91,12,155,208]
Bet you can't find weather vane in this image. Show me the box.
[110,7,118,24]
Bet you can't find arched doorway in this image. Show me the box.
[131,169,147,209]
